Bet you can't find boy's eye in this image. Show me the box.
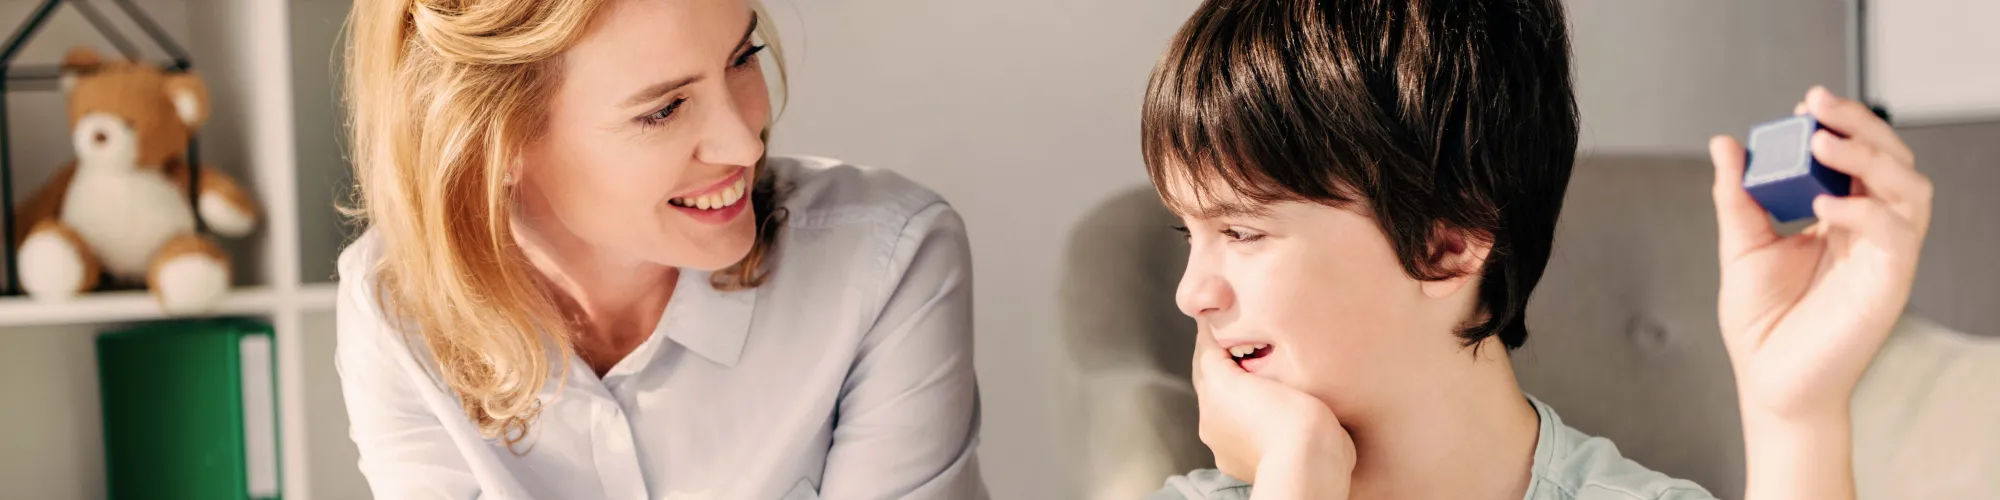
[1221,228,1265,242]
[1171,225,1191,242]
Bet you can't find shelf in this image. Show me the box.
[297,281,337,312]
[0,282,338,328]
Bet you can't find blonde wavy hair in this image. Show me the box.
[343,0,788,448]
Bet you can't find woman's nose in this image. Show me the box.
[694,94,765,168]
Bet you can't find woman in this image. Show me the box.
[335,1,985,498]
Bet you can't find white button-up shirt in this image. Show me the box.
[335,157,985,500]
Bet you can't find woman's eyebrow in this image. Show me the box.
[617,13,760,109]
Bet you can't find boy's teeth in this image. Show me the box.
[1228,344,1268,359]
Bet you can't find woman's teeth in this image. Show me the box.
[669,175,749,210]
[1228,343,1271,360]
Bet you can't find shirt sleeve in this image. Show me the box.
[1148,469,1255,500]
[1651,486,1720,500]
[336,271,482,500]
[816,202,988,500]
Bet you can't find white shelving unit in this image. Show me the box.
[0,283,336,327]
[0,1,357,499]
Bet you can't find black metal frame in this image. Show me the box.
[0,0,197,295]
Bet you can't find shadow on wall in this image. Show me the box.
[1060,187,1208,500]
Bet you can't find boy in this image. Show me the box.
[1140,0,1933,499]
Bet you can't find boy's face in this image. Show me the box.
[1169,180,1485,421]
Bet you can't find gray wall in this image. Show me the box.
[760,1,1201,496]
[1899,121,2000,336]
[291,0,355,285]
[1567,0,1849,154]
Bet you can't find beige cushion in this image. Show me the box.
[1852,316,2000,499]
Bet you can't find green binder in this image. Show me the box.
[97,318,281,500]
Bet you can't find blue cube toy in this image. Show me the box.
[1743,115,1850,222]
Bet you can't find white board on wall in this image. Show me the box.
[1866,0,2000,125]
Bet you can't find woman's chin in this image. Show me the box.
[677,240,757,273]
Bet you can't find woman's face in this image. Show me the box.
[519,0,770,271]
[1169,182,1486,422]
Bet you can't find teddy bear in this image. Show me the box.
[9,46,258,314]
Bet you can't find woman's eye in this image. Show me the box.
[732,44,767,68]
[640,97,686,126]
[1171,225,1191,241]
[1220,228,1265,242]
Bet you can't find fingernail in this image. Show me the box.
[1808,86,1833,107]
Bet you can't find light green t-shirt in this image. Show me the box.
[1147,396,1716,500]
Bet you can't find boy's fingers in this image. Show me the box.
[1807,86,1915,166]
[1810,131,1933,225]
[1192,323,1237,384]
[1711,135,1779,260]
[1814,195,1915,248]
[1793,100,1808,115]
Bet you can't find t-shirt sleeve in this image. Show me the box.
[1147,469,1254,500]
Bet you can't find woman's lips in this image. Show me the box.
[666,168,751,224]
[667,168,748,209]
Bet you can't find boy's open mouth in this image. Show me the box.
[1228,343,1272,369]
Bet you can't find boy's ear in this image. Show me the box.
[162,72,210,127]
[1418,225,1493,299]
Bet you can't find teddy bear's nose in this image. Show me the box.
[92,131,106,145]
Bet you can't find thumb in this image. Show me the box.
[1711,135,1778,260]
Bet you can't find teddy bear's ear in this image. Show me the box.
[162,72,210,128]
[58,46,103,93]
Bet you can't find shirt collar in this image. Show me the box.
[1525,393,1558,483]
[659,268,758,367]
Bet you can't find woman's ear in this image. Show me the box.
[1418,225,1493,299]
[506,156,523,186]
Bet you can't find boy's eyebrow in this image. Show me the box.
[1173,199,1274,220]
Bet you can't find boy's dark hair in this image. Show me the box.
[1142,0,1579,350]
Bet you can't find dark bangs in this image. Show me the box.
[1141,0,1376,214]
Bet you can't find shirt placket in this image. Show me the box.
[591,394,648,500]
[592,313,673,500]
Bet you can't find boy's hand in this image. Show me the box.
[1191,323,1355,499]
[1708,86,1931,500]
[1708,86,1931,421]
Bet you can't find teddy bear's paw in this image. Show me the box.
[199,192,257,238]
[18,230,90,302]
[152,252,229,315]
